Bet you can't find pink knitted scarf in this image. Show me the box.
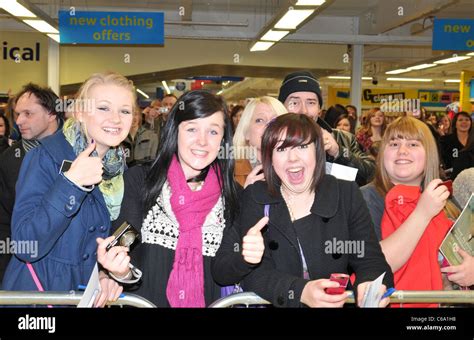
[166,155,221,307]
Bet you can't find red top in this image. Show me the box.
[381,185,452,308]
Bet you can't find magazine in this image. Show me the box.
[439,194,474,266]
[360,272,386,308]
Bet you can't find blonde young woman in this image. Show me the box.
[3,72,134,307]
[233,96,287,187]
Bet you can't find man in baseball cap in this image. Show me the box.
[278,71,375,186]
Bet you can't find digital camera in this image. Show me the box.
[106,222,140,251]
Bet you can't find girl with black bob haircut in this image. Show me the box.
[99,90,240,307]
[213,113,393,307]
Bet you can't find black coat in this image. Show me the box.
[212,175,393,307]
[0,141,25,283]
[112,165,240,307]
[0,136,10,154]
[452,147,474,179]
[441,133,465,171]
[323,121,375,187]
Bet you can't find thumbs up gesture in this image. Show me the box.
[64,140,104,187]
[242,216,268,264]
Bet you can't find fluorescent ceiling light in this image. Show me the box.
[387,77,432,82]
[385,69,410,74]
[0,0,36,17]
[47,33,60,43]
[161,81,170,94]
[328,76,373,80]
[444,79,461,83]
[434,56,471,64]
[295,0,326,5]
[260,29,290,42]
[23,19,58,33]
[250,41,274,52]
[386,63,437,74]
[466,52,474,56]
[407,63,437,70]
[274,9,314,29]
[136,88,149,99]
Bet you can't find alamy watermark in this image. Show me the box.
[218,144,258,164]
[18,314,55,333]
[324,237,365,258]
[55,98,96,115]
[380,98,420,113]
[0,238,38,258]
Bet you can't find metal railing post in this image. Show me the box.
[209,290,474,308]
[0,291,156,308]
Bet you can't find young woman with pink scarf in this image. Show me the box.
[97,90,240,307]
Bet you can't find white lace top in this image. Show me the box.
[141,182,226,257]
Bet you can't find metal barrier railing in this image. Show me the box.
[209,292,271,308]
[209,290,474,308]
[0,290,156,308]
[2,290,473,308]
[382,290,474,304]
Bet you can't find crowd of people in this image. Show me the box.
[0,70,472,308]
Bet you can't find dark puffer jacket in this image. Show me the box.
[319,118,375,186]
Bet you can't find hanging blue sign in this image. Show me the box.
[59,10,164,45]
[433,18,474,51]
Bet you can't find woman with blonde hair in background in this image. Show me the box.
[233,96,287,187]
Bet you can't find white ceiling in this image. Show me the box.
[1,0,473,99]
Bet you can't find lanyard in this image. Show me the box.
[297,240,310,280]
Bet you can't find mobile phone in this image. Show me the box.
[439,180,453,196]
[59,160,73,174]
[317,117,333,133]
[325,273,349,295]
